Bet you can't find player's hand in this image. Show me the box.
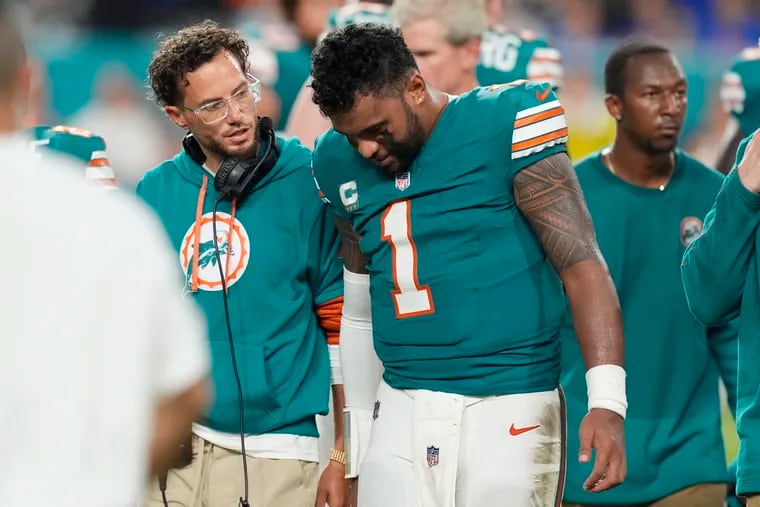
[315,461,349,507]
[738,133,760,193]
[578,408,626,493]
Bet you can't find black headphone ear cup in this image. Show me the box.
[214,157,243,196]
[182,133,206,165]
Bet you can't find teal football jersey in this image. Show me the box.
[477,27,563,89]
[324,1,392,31]
[721,46,760,136]
[313,82,569,396]
[29,125,116,185]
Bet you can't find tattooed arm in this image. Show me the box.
[335,217,368,274]
[513,152,623,369]
[513,152,626,492]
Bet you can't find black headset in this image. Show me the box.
[182,116,280,203]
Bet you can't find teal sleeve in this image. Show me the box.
[682,135,760,325]
[312,133,352,221]
[503,82,569,176]
[708,320,739,416]
[308,200,344,305]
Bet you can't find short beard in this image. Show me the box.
[205,122,260,161]
[383,101,426,177]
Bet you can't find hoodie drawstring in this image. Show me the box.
[190,175,238,294]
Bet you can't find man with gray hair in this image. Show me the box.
[392,0,562,95]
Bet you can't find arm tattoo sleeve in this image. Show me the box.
[513,153,602,271]
[334,216,369,274]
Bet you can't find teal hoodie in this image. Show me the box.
[137,136,343,437]
[683,130,760,496]
[562,150,737,504]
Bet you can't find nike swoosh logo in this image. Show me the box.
[509,423,541,436]
[536,87,551,101]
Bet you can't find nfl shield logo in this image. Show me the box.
[426,446,439,467]
[395,171,410,191]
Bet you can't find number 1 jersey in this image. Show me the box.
[313,82,569,396]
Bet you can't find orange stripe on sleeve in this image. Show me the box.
[88,158,111,167]
[316,296,344,345]
[514,107,564,128]
[512,127,569,152]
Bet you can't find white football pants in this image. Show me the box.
[358,381,566,507]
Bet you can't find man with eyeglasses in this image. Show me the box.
[138,20,349,507]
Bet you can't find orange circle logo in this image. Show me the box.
[179,212,250,291]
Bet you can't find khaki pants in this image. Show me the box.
[746,494,760,507]
[563,482,727,507]
[143,435,319,507]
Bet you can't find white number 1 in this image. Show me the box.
[381,200,435,318]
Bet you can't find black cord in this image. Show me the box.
[212,199,251,507]
[161,487,168,507]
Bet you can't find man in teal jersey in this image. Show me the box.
[392,0,562,96]
[561,40,737,507]
[682,130,760,506]
[478,26,562,88]
[310,23,626,507]
[285,0,394,148]
[138,20,349,507]
[716,43,760,174]
[28,124,116,186]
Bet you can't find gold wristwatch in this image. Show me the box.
[329,448,346,465]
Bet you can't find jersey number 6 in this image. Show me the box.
[381,200,435,319]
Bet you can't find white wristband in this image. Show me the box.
[586,364,627,419]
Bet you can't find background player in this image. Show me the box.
[392,0,562,93]
[716,42,760,174]
[562,40,737,507]
[285,0,393,148]
[310,23,626,507]
[29,124,117,186]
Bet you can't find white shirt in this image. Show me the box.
[0,136,210,506]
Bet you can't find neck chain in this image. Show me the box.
[605,149,674,191]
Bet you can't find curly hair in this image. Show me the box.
[310,23,418,117]
[148,20,250,107]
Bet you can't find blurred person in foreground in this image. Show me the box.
[139,20,348,507]
[561,40,737,507]
[717,42,760,174]
[682,89,760,507]
[310,23,626,506]
[0,6,210,506]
